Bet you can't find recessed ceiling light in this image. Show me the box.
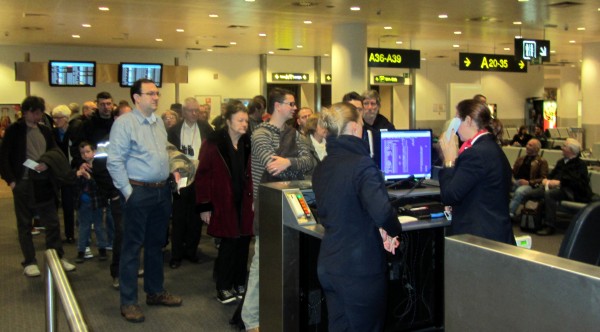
[518,0,529,2]
[454,31,462,35]
[268,51,274,54]
[82,24,91,28]
[569,40,576,44]
[176,29,184,32]
[297,45,303,48]
[515,35,522,39]
[550,50,556,53]
[421,58,427,61]
[258,33,267,37]
[230,41,237,45]
[155,38,163,42]
[98,6,109,11]
[304,20,312,24]
[207,49,213,52]
[513,21,522,25]
[384,26,392,30]
[504,47,511,51]
[577,27,585,31]
[209,14,219,18]
[323,53,330,57]
[453,44,460,48]
[245,0,255,2]
[438,14,448,19]
[350,6,360,11]
[395,41,403,44]
[72,35,80,38]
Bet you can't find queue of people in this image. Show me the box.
[3,83,595,331]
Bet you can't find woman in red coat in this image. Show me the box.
[195,100,253,304]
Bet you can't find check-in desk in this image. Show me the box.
[259,181,448,331]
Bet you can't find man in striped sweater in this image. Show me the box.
[241,87,315,332]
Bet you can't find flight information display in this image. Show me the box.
[379,129,432,181]
[119,62,163,87]
[48,61,96,87]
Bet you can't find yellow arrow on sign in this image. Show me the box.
[464,57,471,67]
[519,60,525,69]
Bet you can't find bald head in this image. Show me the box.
[525,138,541,156]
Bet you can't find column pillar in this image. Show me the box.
[332,23,367,102]
[581,42,600,149]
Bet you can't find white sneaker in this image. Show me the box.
[84,247,94,259]
[23,264,41,277]
[61,259,76,272]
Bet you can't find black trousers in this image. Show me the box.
[13,179,63,266]
[60,184,76,239]
[109,197,123,278]
[215,236,251,291]
[170,185,202,261]
[318,269,387,332]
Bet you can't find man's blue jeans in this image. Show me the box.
[119,185,171,306]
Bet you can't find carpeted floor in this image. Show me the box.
[0,183,243,331]
[0,181,568,331]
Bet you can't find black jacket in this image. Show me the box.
[549,156,592,203]
[0,119,56,186]
[313,135,401,276]
[439,134,515,244]
[363,113,395,165]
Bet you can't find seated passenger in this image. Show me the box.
[508,138,549,218]
[525,138,592,235]
[532,125,548,149]
[510,125,532,147]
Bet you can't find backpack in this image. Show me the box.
[519,200,543,232]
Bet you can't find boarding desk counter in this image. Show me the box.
[260,181,447,332]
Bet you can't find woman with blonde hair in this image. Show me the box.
[312,102,401,332]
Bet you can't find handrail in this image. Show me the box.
[44,249,88,332]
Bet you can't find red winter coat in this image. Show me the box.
[195,129,254,238]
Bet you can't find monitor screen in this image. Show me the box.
[48,61,96,87]
[379,129,432,181]
[119,62,163,87]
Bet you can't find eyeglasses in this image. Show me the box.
[140,91,161,97]
[281,101,296,107]
[363,101,377,106]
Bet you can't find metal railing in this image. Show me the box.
[44,249,88,332]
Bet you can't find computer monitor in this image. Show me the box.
[379,129,432,181]
[48,60,96,87]
[119,62,163,87]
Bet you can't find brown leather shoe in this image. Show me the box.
[146,291,182,306]
[120,304,145,323]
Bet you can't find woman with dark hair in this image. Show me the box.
[510,125,532,147]
[439,99,515,244]
[195,100,253,304]
[312,102,401,331]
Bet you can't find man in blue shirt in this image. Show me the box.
[108,79,182,323]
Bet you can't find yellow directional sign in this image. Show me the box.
[459,53,527,73]
[464,57,471,68]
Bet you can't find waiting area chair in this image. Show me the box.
[558,201,600,266]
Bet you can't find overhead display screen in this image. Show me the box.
[48,61,96,87]
[119,62,163,87]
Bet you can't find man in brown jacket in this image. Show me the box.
[509,138,549,217]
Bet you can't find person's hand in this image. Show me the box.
[77,164,92,179]
[34,162,48,172]
[439,129,458,166]
[200,211,211,224]
[266,156,291,176]
[379,228,400,255]
[517,179,529,186]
